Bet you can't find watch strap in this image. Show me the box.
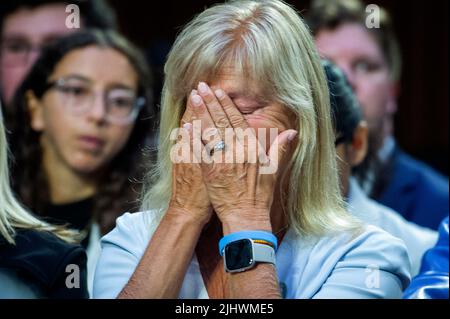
[253,242,276,264]
[219,230,278,255]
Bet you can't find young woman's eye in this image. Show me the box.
[61,86,88,96]
[4,41,30,54]
[110,97,133,108]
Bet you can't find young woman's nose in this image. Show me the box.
[86,93,107,123]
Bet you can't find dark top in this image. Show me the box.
[0,229,89,298]
[44,198,93,248]
[377,148,449,230]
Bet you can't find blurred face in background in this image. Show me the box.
[0,3,80,105]
[27,46,139,175]
[315,23,398,149]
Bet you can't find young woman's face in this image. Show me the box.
[29,46,139,174]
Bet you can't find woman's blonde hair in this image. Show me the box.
[141,0,361,237]
[0,105,78,244]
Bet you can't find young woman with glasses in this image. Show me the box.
[7,29,154,295]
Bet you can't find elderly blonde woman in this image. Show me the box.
[93,0,410,299]
[0,105,88,298]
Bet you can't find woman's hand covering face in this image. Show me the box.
[168,90,212,224]
[180,82,297,225]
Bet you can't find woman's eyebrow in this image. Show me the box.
[54,74,135,91]
[57,74,92,83]
[106,83,135,91]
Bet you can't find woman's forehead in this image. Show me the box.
[208,66,263,97]
[50,46,138,88]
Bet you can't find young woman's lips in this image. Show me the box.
[78,135,105,151]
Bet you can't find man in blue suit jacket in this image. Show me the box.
[379,149,448,229]
[308,0,448,230]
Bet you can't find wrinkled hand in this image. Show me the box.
[190,82,297,229]
[168,90,212,224]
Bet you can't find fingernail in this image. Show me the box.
[198,82,208,94]
[191,94,202,106]
[287,131,298,141]
[215,89,225,99]
[183,123,192,131]
[206,127,219,136]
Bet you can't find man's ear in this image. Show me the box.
[349,121,368,167]
[26,90,45,132]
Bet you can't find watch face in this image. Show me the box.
[224,239,254,271]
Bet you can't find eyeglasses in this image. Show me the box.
[45,77,145,125]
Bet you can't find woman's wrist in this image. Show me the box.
[219,209,272,235]
[166,204,211,227]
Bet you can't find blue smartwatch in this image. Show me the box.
[219,231,277,273]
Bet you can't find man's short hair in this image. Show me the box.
[0,0,118,34]
[306,0,402,82]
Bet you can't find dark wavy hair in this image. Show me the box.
[8,29,155,235]
[322,59,363,144]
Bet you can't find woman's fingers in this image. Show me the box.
[197,82,231,131]
[267,129,298,172]
[191,92,218,136]
[180,90,198,126]
[215,88,249,131]
[190,87,225,159]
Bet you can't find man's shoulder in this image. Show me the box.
[395,150,448,189]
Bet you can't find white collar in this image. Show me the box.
[377,136,396,163]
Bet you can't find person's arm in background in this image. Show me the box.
[403,217,449,299]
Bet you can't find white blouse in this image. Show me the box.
[93,211,411,299]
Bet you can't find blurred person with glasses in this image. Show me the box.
[0,0,117,108]
[7,29,154,296]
